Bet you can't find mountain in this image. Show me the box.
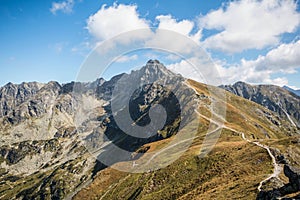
[283,85,300,97]
[220,81,300,128]
[0,82,44,118]
[0,60,299,200]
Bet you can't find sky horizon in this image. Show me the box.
[1,0,300,89]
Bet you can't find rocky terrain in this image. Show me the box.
[220,81,300,128]
[0,60,299,199]
[257,164,300,199]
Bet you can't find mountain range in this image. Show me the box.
[0,60,299,200]
[220,82,300,128]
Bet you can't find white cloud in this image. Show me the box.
[168,40,300,87]
[168,58,206,83]
[288,85,300,90]
[216,40,300,86]
[216,61,290,86]
[156,15,201,42]
[115,54,138,63]
[167,56,223,86]
[50,0,74,15]
[167,56,290,87]
[254,40,300,73]
[86,5,203,55]
[200,0,300,53]
[86,4,150,41]
[86,5,202,44]
[145,29,200,55]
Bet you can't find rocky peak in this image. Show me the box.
[0,82,43,98]
[89,78,105,89]
[94,60,184,101]
[0,82,44,117]
[221,81,257,98]
[40,81,61,91]
[143,59,178,79]
[146,59,160,64]
[125,60,183,86]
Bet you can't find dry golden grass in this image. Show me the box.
[74,128,274,199]
[74,167,128,200]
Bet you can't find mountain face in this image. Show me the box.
[220,81,300,128]
[0,61,299,200]
[283,85,300,97]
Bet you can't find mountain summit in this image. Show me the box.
[126,59,182,85]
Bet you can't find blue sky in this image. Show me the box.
[1,0,300,88]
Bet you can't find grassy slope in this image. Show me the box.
[74,80,298,200]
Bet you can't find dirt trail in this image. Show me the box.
[195,110,282,192]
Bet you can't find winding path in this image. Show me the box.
[195,109,282,192]
[253,140,282,191]
[146,102,282,192]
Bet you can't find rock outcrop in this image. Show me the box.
[257,165,300,200]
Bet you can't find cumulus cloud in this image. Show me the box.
[86,5,203,55]
[227,40,300,85]
[168,58,206,83]
[50,0,74,15]
[156,15,201,42]
[215,61,290,86]
[199,0,300,53]
[168,40,300,87]
[168,56,224,86]
[217,40,300,86]
[86,4,150,41]
[254,40,300,73]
